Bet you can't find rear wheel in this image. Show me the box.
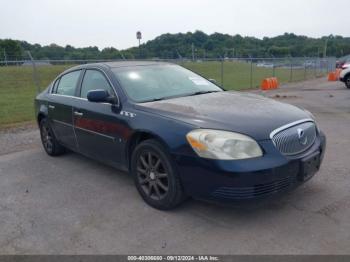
[131,139,186,210]
[39,118,65,156]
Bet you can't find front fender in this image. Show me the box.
[128,108,197,154]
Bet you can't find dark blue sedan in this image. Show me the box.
[35,61,326,210]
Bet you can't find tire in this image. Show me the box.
[131,139,186,210]
[345,75,350,89]
[39,118,65,156]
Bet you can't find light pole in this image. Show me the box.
[136,31,142,58]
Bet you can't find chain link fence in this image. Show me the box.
[0,56,336,91]
[177,57,336,90]
[0,55,336,126]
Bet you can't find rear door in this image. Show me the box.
[48,70,82,151]
[73,69,126,165]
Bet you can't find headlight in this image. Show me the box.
[186,129,263,160]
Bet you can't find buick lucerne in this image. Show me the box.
[35,62,326,210]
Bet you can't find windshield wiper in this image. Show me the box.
[143,97,169,102]
[141,97,165,103]
[143,91,220,102]
[150,97,166,102]
[189,90,220,96]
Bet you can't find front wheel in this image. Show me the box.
[39,118,65,156]
[131,139,186,210]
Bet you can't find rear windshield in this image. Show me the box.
[112,64,222,102]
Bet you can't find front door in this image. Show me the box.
[73,69,127,166]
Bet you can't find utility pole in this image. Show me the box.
[191,43,195,61]
[221,57,224,87]
[3,49,8,66]
[249,55,253,89]
[323,38,329,58]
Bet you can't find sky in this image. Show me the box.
[0,0,348,50]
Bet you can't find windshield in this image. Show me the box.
[112,64,222,102]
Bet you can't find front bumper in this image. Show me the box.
[174,133,326,202]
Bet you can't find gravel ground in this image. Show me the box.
[0,77,349,254]
[0,123,39,156]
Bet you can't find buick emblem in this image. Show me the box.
[297,128,308,145]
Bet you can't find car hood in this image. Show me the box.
[135,91,311,140]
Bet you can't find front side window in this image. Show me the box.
[56,70,81,96]
[80,70,114,98]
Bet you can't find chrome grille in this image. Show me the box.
[271,120,317,156]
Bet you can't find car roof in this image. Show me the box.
[68,61,173,71]
[104,61,171,68]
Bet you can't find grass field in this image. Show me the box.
[0,61,324,126]
[182,61,319,90]
[0,65,71,126]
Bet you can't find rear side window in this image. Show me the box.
[56,70,81,96]
[80,70,114,98]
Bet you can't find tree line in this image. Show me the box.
[1,31,349,61]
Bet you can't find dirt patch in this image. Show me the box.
[0,124,40,156]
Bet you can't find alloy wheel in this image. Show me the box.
[136,151,169,200]
[41,123,53,153]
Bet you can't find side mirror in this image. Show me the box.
[87,89,118,105]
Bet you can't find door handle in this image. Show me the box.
[74,111,83,117]
[48,105,55,109]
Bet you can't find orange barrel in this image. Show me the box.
[328,72,337,81]
[261,78,270,90]
[267,78,273,89]
[271,77,278,89]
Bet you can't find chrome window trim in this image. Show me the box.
[50,93,112,106]
[49,67,120,107]
[51,93,86,100]
[269,118,315,140]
